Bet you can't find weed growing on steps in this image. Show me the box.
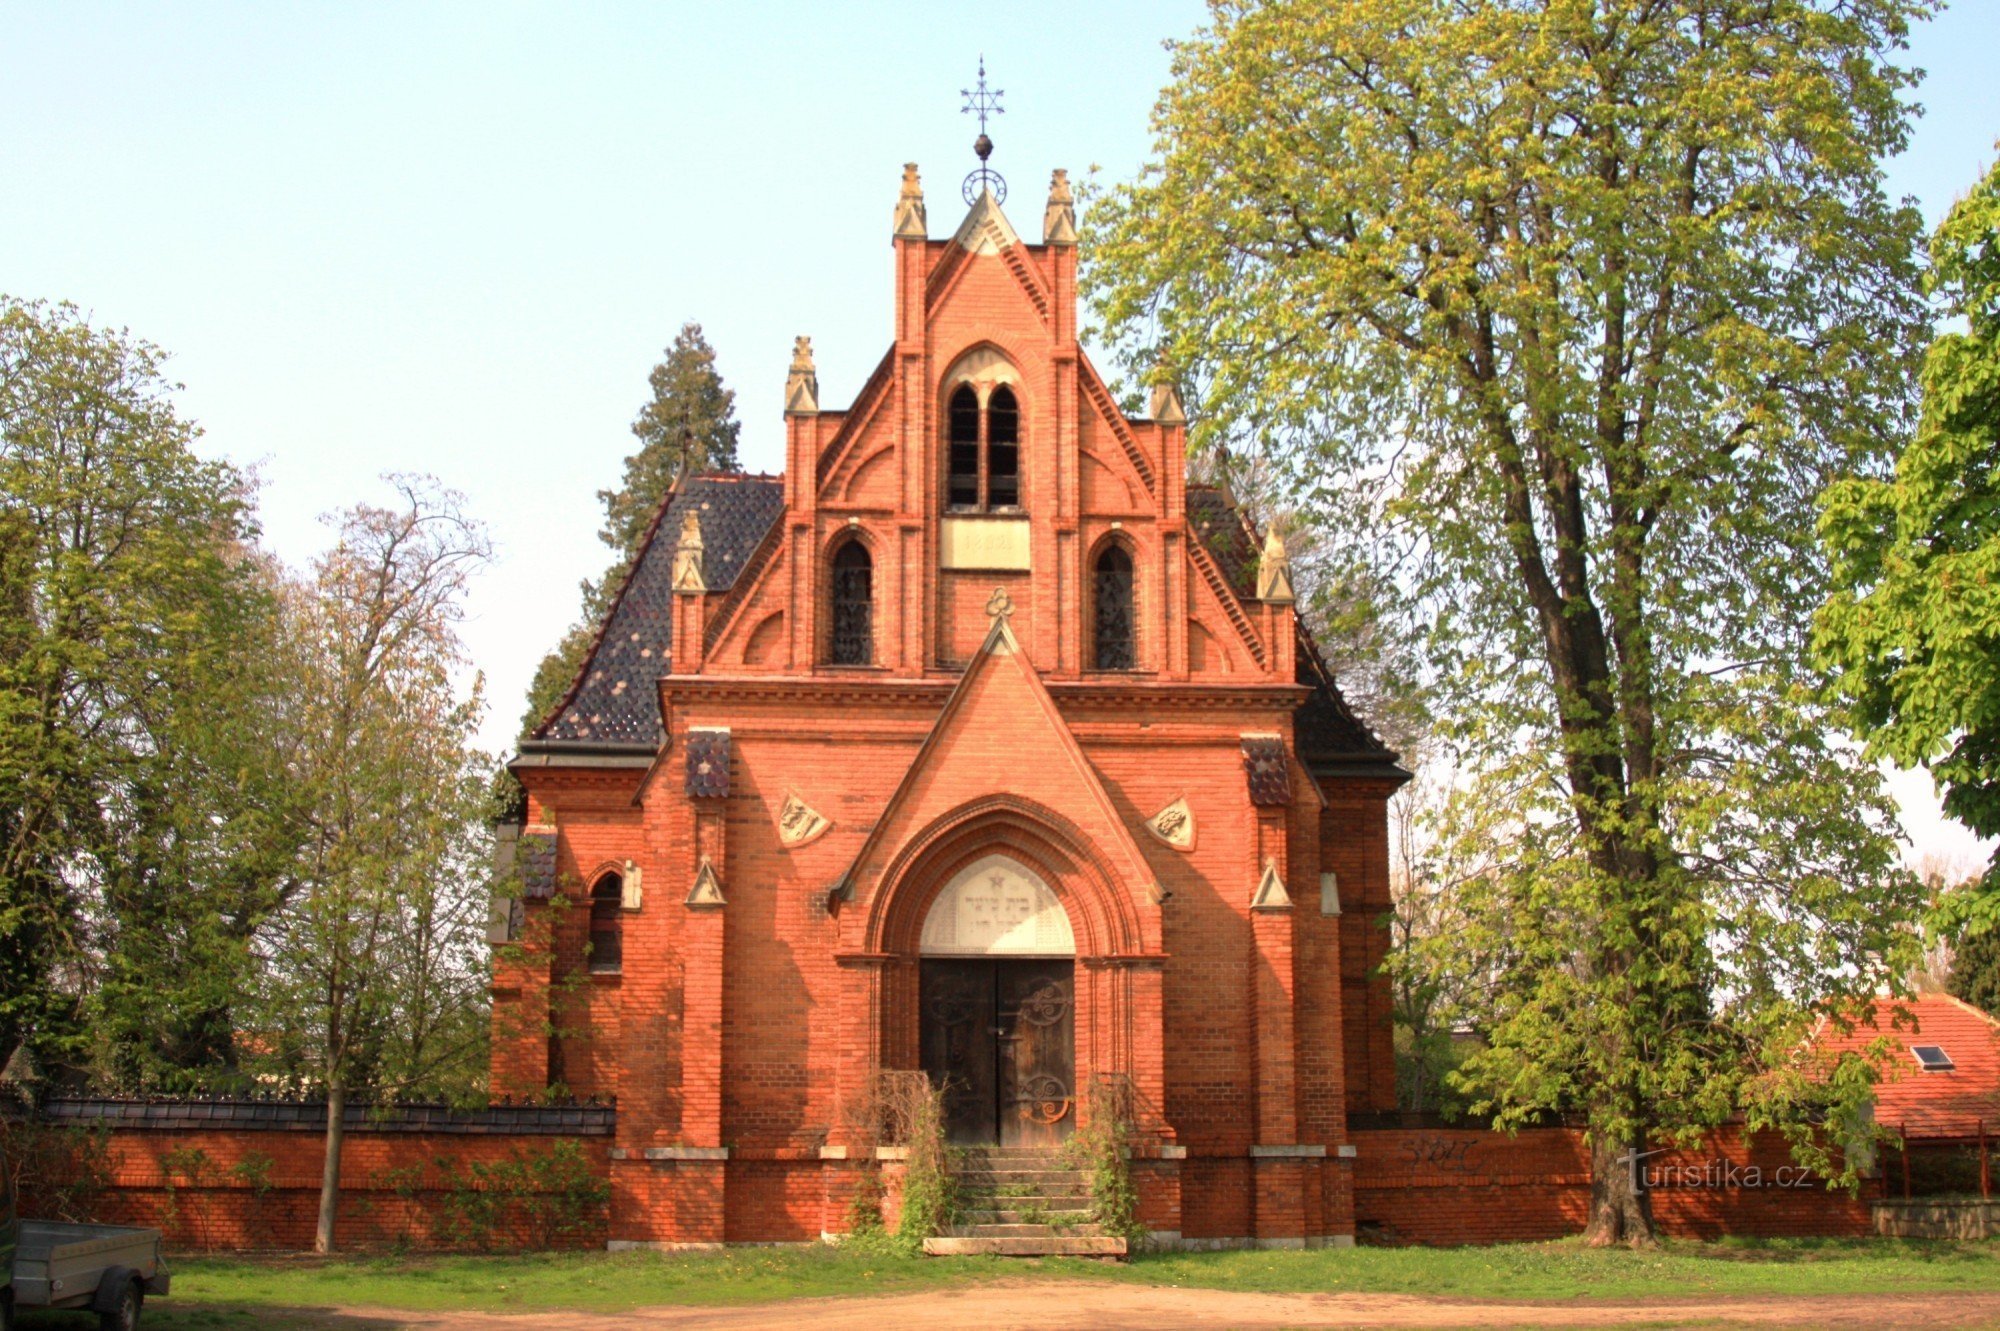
[893,1079,957,1251]
[1063,1082,1143,1241]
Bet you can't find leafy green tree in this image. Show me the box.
[1089,0,1931,1243]
[0,296,269,1083]
[85,546,312,1091]
[519,321,742,737]
[1818,152,2000,933]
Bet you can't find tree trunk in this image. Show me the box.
[1583,1130,1658,1247]
[315,1081,345,1255]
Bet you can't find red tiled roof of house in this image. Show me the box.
[1819,993,2000,1140]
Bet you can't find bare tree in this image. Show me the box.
[246,476,493,1254]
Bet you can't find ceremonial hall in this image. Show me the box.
[491,140,1405,1250]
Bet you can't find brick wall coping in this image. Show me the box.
[33,1096,615,1136]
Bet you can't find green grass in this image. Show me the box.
[33,1236,2000,1329]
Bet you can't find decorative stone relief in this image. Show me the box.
[775,792,831,848]
[685,858,725,909]
[1251,858,1292,911]
[1145,796,1196,852]
[621,860,643,911]
[919,854,1075,956]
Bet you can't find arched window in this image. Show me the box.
[947,385,981,509]
[589,873,622,973]
[1093,544,1135,670]
[944,381,1022,512]
[830,540,873,666]
[986,386,1019,507]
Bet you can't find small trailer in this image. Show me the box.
[3,1216,169,1331]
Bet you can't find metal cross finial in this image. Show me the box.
[960,56,1008,205]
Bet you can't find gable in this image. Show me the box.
[836,613,1158,916]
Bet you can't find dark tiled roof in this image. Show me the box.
[684,729,732,798]
[536,474,785,747]
[1294,623,1396,767]
[1242,735,1292,805]
[1185,485,1397,772]
[519,829,558,898]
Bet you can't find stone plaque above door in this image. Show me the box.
[919,854,1076,957]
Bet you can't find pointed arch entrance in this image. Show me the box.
[917,854,1076,1146]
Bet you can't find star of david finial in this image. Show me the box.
[985,586,1014,622]
[960,56,1007,206]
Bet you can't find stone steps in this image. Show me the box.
[923,1234,1128,1257]
[944,1222,1108,1238]
[925,1148,1127,1260]
[957,1207,1096,1225]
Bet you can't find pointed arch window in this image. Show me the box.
[1093,544,1136,670]
[830,539,873,666]
[589,873,622,973]
[945,382,1022,512]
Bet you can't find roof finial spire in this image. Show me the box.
[960,55,1007,206]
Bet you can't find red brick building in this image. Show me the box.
[493,162,1406,1249]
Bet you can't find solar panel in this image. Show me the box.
[1912,1044,1955,1071]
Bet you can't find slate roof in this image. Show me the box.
[518,828,558,899]
[684,729,732,798]
[534,473,785,747]
[529,472,1394,771]
[1186,485,1399,772]
[1818,993,2000,1140]
[1242,736,1293,806]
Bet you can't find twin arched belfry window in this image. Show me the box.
[947,384,1019,511]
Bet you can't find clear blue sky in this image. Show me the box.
[4,1,1996,867]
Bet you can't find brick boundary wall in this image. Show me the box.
[1351,1126,1873,1246]
[25,1098,614,1252]
[24,1099,1877,1251]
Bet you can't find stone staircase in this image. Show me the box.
[921,1147,1128,1258]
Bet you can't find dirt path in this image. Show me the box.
[327,1281,2000,1330]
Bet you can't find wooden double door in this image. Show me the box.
[918,958,1075,1147]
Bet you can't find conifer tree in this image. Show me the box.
[519,323,742,737]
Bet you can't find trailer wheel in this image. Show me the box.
[96,1276,142,1331]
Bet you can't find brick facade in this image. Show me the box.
[496,164,1407,1249]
